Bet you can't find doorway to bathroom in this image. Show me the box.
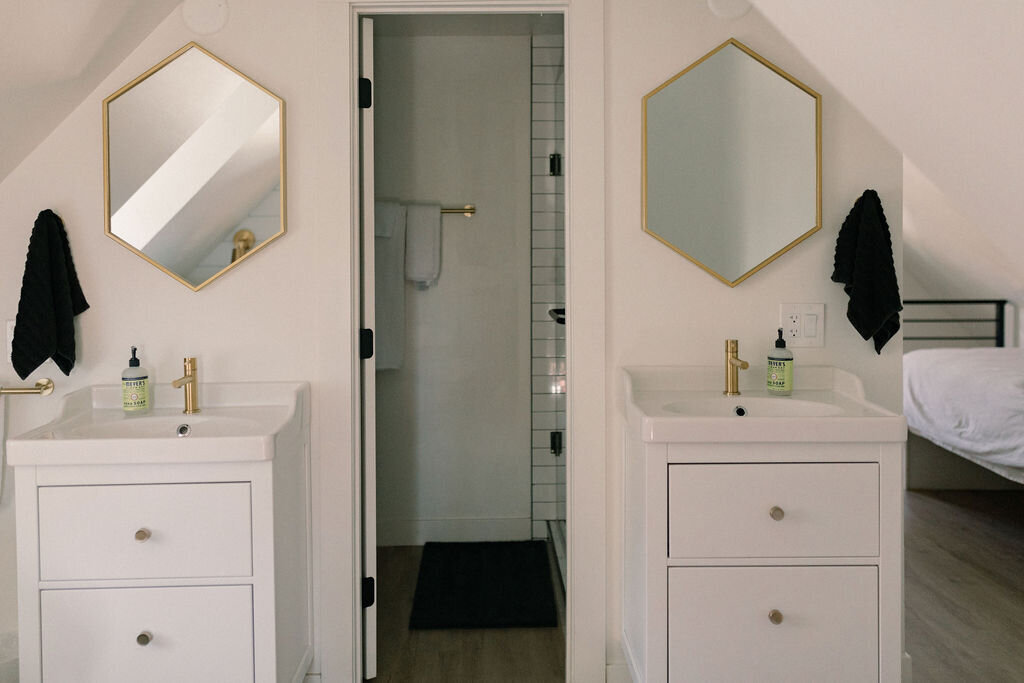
[357,10,568,681]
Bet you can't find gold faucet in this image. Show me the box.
[171,357,200,414]
[724,339,749,396]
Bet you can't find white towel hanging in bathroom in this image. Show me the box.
[375,201,407,370]
[405,203,442,288]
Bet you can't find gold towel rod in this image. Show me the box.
[0,378,55,396]
[441,204,475,217]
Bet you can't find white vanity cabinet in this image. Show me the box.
[622,367,907,682]
[8,383,313,683]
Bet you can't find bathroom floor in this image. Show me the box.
[904,490,1024,682]
[375,544,566,682]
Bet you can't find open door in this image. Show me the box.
[358,15,378,681]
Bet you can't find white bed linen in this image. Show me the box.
[904,347,1024,469]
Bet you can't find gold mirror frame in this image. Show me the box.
[103,42,286,291]
[642,39,821,287]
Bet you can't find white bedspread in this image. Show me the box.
[904,347,1024,468]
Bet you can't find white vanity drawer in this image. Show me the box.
[668,566,878,682]
[40,585,254,683]
[38,483,253,581]
[668,463,878,558]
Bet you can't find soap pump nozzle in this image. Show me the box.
[767,328,794,396]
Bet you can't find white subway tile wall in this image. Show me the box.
[530,35,565,536]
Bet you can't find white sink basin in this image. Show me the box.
[7,382,308,465]
[624,366,905,443]
[663,395,844,418]
[66,411,274,439]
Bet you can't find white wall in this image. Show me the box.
[0,0,180,183]
[373,33,533,545]
[1,2,603,678]
[0,1,334,669]
[603,0,903,666]
[903,159,1024,302]
[751,0,1024,310]
[0,0,904,677]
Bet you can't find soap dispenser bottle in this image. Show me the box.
[767,328,793,396]
[122,346,150,413]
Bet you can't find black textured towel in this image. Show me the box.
[12,210,90,379]
[831,190,901,354]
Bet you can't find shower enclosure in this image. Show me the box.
[528,33,567,587]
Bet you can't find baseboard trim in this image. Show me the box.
[606,661,632,683]
[377,516,533,545]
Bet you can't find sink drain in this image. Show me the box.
[176,423,192,437]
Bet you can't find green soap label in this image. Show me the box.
[122,376,149,411]
[766,359,792,393]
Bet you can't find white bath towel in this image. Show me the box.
[375,200,403,238]
[375,202,407,370]
[405,203,442,288]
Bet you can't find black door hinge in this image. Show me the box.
[362,576,376,608]
[549,152,562,176]
[359,78,372,109]
[359,328,374,360]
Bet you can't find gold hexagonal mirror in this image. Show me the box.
[642,39,821,286]
[103,42,286,291]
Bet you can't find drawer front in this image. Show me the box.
[668,463,878,558]
[668,566,878,682]
[41,585,254,683]
[39,483,252,581]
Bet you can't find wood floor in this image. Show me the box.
[374,495,1023,682]
[375,544,566,682]
[905,490,1024,682]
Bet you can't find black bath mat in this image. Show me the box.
[409,540,558,629]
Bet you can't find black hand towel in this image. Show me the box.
[831,189,901,354]
[11,209,90,379]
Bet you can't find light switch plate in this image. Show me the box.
[779,303,825,347]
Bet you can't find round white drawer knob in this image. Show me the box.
[134,528,152,542]
[768,609,784,625]
[769,506,785,521]
[137,631,153,646]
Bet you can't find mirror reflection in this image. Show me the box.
[643,39,820,286]
[103,43,285,290]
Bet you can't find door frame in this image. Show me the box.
[346,1,607,680]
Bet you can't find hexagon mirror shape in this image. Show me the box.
[103,42,285,291]
[642,39,820,286]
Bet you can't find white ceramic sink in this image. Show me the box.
[663,395,844,418]
[7,382,308,465]
[624,366,906,443]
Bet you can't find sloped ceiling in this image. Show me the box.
[750,0,1024,300]
[4,0,1022,302]
[903,158,1024,298]
[0,0,179,183]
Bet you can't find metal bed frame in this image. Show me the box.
[903,298,1022,488]
[903,299,1007,349]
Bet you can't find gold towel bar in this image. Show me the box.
[441,204,475,217]
[0,378,54,396]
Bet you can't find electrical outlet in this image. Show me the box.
[778,304,825,347]
[786,313,800,339]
